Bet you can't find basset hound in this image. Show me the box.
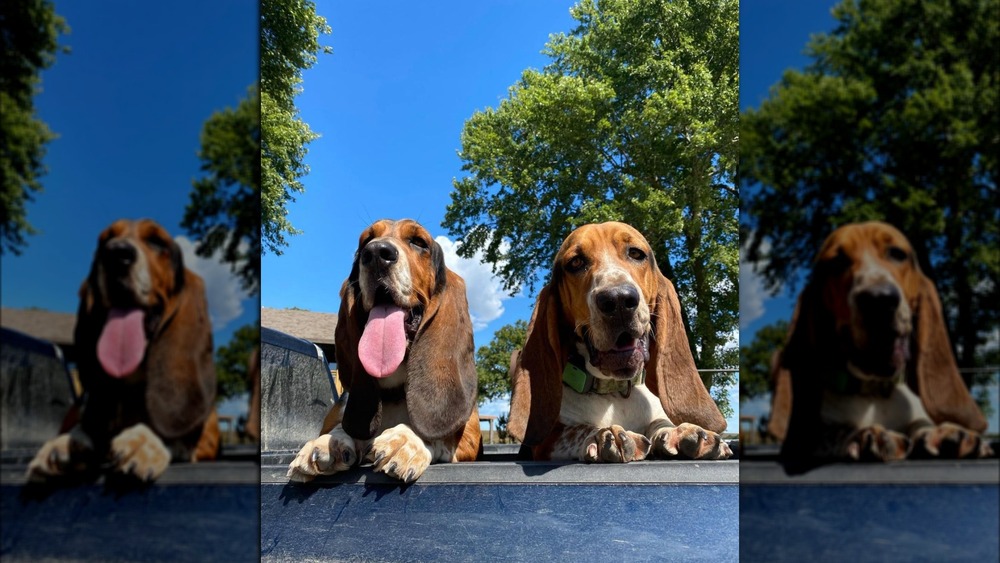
[769,221,992,467]
[287,219,481,483]
[27,219,219,483]
[508,222,732,462]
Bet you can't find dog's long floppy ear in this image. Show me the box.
[767,293,813,442]
[508,283,566,446]
[74,250,105,393]
[407,268,478,440]
[337,278,383,440]
[146,268,216,439]
[911,274,987,432]
[775,278,829,464]
[767,350,793,441]
[645,272,726,433]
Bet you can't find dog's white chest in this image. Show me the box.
[821,383,930,431]
[558,384,668,433]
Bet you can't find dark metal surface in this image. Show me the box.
[264,452,740,485]
[262,478,739,562]
[740,444,1000,561]
[260,327,339,452]
[1,460,260,562]
[740,480,1000,562]
[1,327,76,450]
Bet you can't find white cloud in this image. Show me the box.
[436,235,509,332]
[478,394,510,418]
[175,236,247,332]
[739,237,776,330]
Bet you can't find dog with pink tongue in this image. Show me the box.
[287,219,482,484]
[26,219,219,484]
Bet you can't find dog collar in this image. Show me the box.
[562,352,644,398]
[823,364,903,398]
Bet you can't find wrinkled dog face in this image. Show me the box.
[89,218,184,378]
[94,219,182,311]
[555,222,660,379]
[349,219,446,379]
[814,222,922,376]
[354,219,442,313]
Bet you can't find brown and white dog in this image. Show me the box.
[770,221,991,467]
[287,219,481,483]
[508,222,732,462]
[27,219,219,483]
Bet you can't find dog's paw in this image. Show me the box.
[368,425,432,483]
[910,422,993,459]
[110,424,171,482]
[843,425,909,461]
[286,431,357,483]
[25,433,93,483]
[582,425,651,463]
[651,423,732,460]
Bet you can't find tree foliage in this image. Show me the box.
[739,320,789,401]
[0,0,68,255]
[444,0,739,396]
[260,0,331,254]
[215,323,260,401]
[475,320,527,406]
[183,88,261,293]
[741,0,999,378]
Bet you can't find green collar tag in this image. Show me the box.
[823,365,903,398]
[562,362,591,394]
[562,360,644,398]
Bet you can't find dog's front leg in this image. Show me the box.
[109,423,172,481]
[286,424,362,482]
[909,421,993,459]
[25,427,97,483]
[367,424,441,483]
[648,420,733,460]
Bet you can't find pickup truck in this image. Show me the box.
[0,327,259,562]
[258,326,740,561]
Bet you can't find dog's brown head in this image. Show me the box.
[337,219,477,441]
[509,222,725,446]
[770,221,986,441]
[77,218,214,439]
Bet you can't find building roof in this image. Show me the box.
[1,307,76,345]
[260,307,338,345]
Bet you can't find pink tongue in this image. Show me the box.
[358,305,407,378]
[97,308,148,378]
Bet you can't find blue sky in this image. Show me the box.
[0,2,258,416]
[260,1,574,421]
[258,1,745,430]
[737,2,840,424]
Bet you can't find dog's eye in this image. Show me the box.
[823,248,851,274]
[627,247,647,261]
[409,237,428,250]
[146,237,168,253]
[566,255,587,273]
[887,245,908,262]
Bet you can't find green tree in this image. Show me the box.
[444,0,739,399]
[215,323,260,402]
[183,88,261,293]
[0,0,68,255]
[739,320,789,401]
[741,0,999,384]
[261,0,331,254]
[475,320,527,406]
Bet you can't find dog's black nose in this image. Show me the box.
[104,240,137,269]
[595,284,640,317]
[361,240,398,267]
[856,282,901,314]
